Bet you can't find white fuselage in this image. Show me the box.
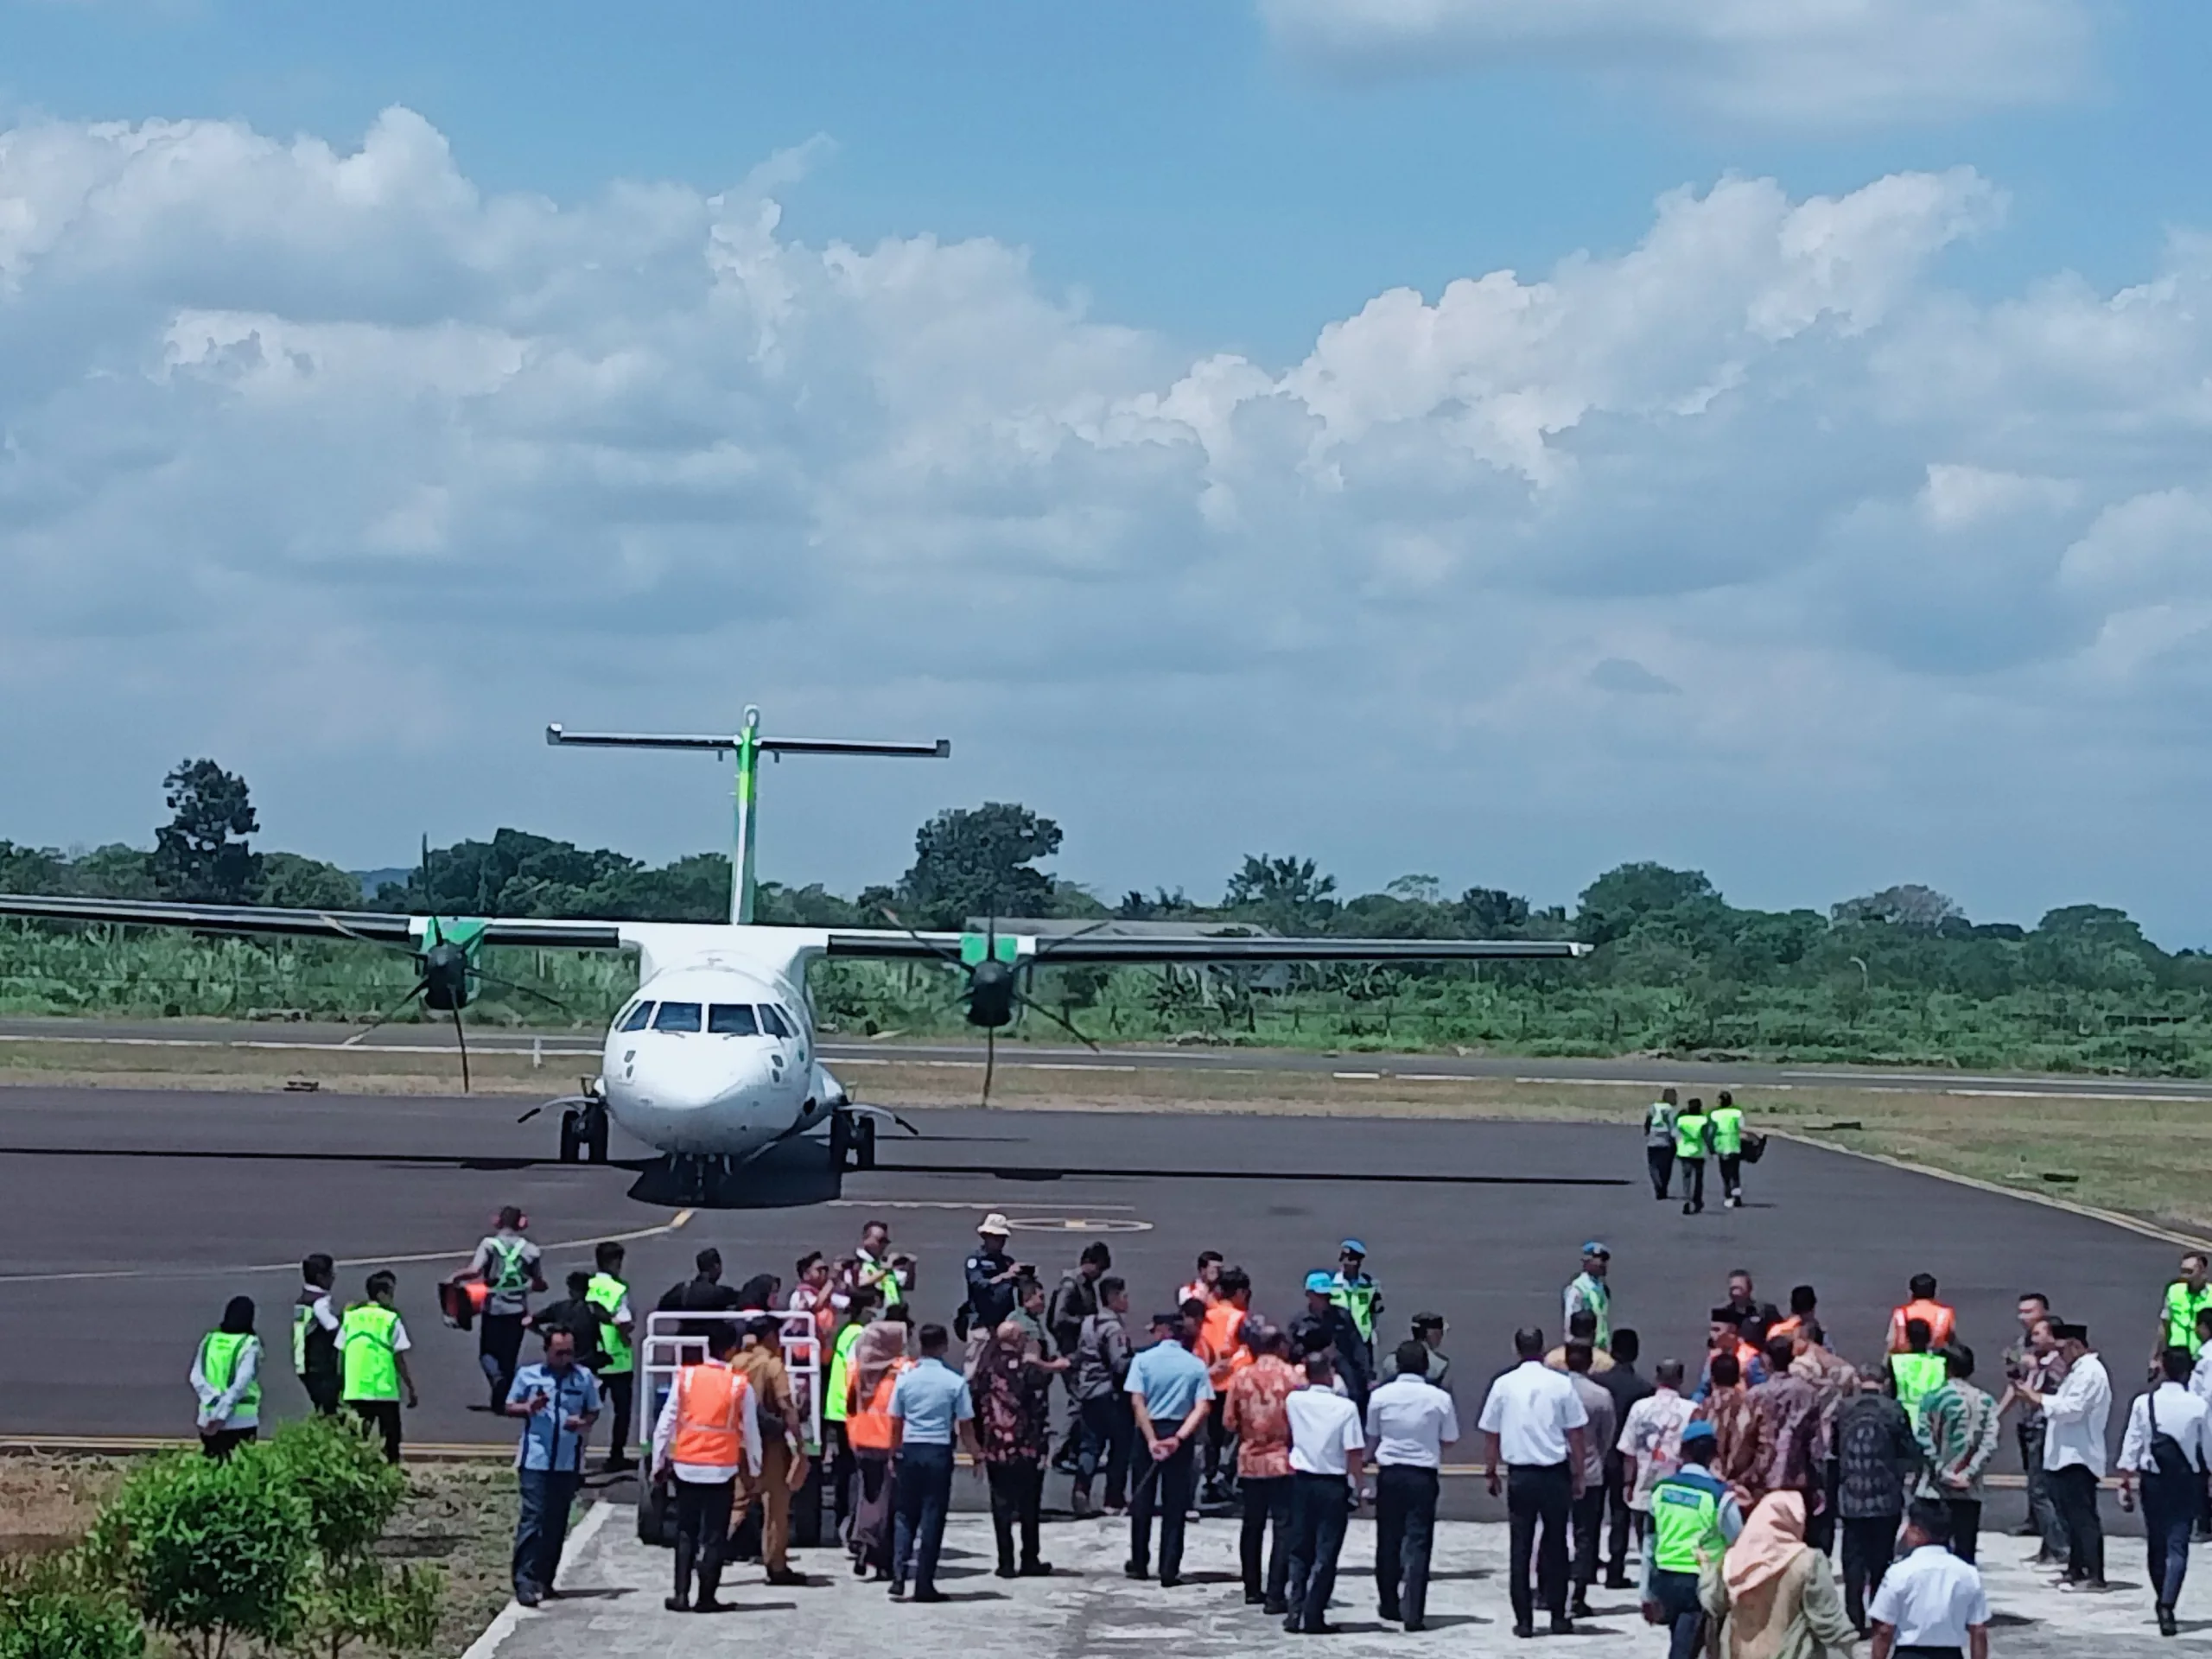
[593,925,850,1160]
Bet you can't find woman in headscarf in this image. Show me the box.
[974,1319,1054,1578]
[190,1295,263,1459]
[846,1318,910,1580]
[1698,1491,1856,1659]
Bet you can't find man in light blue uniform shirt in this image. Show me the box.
[888,1322,976,1603]
[504,1327,601,1607]
[1126,1310,1216,1587]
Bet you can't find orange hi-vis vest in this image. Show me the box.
[671,1361,753,1469]
[1202,1302,1254,1386]
[1887,1299,1957,1353]
[847,1357,912,1452]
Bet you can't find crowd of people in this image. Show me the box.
[184,1192,2212,1648]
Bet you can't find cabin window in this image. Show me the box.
[708,1003,760,1036]
[760,1004,793,1039]
[652,1001,702,1033]
[620,1001,654,1032]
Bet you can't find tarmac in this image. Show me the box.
[486,1505,2212,1659]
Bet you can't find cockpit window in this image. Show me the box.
[652,1001,702,1033]
[760,1004,793,1039]
[708,1004,760,1036]
[620,1001,655,1032]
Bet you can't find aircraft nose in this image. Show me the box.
[623,1039,777,1112]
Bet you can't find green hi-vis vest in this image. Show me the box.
[1644,1101,1675,1141]
[1710,1108,1745,1156]
[863,1255,903,1307]
[1890,1351,1946,1426]
[487,1237,531,1296]
[2164,1282,2212,1356]
[201,1331,262,1415]
[1332,1275,1380,1343]
[340,1304,404,1402]
[293,1304,315,1375]
[1570,1274,1612,1349]
[824,1322,866,1423]
[586,1274,632,1372]
[1649,1474,1725,1575]
[1675,1114,1710,1160]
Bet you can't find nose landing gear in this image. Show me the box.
[523,1078,610,1165]
[827,1108,878,1173]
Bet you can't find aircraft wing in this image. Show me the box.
[822,928,1586,965]
[0,893,625,950]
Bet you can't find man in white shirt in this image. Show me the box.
[1870,1501,1990,1659]
[2120,1345,2212,1635]
[1367,1340,1459,1631]
[2026,1320,2111,1590]
[1478,1326,1591,1639]
[1283,1351,1365,1635]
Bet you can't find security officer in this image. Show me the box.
[294,1252,342,1415]
[1643,1088,1679,1200]
[2156,1253,2212,1363]
[1331,1240,1383,1365]
[963,1213,1023,1343]
[1675,1098,1713,1216]
[1710,1092,1746,1209]
[340,1269,418,1463]
[586,1241,638,1471]
[1640,1421,1743,1659]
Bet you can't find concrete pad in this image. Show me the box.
[481,1503,2210,1659]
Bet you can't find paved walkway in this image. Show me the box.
[483,1503,2212,1658]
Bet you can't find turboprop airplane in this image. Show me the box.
[0,710,1587,1197]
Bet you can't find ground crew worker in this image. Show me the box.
[1889,1318,1947,1429]
[463,1206,546,1414]
[340,1269,417,1462]
[652,1322,761,1613]
[2156,1253,2212,1363]
[1887,1274,1958,1355]
[1640,1420,1744,1659]
[294,1252,341,1415]
[1562,1243,1613,1351]
[824,1286,881,1538]
[1200,1267,1256,1502]
[192,1295,264,1459]
[1178,1251,1224,1308]
[586,1241,638,1471]
[1710,1091,1746,1209]
[1675,1098,1712,1216]
[1330,1240,1382,1363]
[1644,1089,1679,1200]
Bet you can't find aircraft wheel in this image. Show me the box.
[583,1104,610,1165]
[828,1109,851,1172]
[855,1115,878,1172]
[557,1110,582,1165]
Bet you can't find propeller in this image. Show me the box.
[879,907,1107,1106]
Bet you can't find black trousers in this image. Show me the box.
[672,1478,734,1605]
[1839,1513,1898,1630]
[1719,1153,1743,1200]
[1203,1397,1235,1491]
[2050,1462,2106,1583]
[1506,1461,1573,1629]
[1129,1439,1197,1580]
[1568,1481,1606,1596]
[201,1427,257,1460]
[1241,1473,1293,1607]
[1375,1465,1438,1627]
[1077,1395,1135,1510]
[986,1459,1043,1570]
[2144,1470,2199,1607]
[601,1370,633,1461]
[1681,1158,1707,1211]
[893,1443,956,1594]
[349,1399,403,1463]
[480,1313,526,1410]
[513,1468,579,1595]
[1646,1144,1675,1198]
[1283,1471,1351,1633]
[302,1368,341,1416]
[1603,1453,1633,1580]
[2017,1421,2066,1559]
[1943,1496,1980,1564]
[1806,1460,1840,1555]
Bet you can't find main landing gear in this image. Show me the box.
[555,1082,611,1164]
[827,1107,878,1174]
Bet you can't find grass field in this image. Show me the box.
[7,1033,2211,1241]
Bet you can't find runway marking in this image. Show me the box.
[0,1210,694,1288]
[824,1199,1136,1211]
[1002,1216,1154,1233]
[1332,1071,1382,1080]
[0,1033,600,1058]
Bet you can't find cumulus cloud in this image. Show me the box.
[4,108,2212,926]
[1260,0,2094,123]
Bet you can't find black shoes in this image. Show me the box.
[911,1588,949,1605]
[2158,1602,2179,1637]
[514,1583,542,1608]
[1018,1561,1053,1578]
[1551,1614,1576,1636]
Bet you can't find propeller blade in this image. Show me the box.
[452,1005,472,1094]
[877,906,964,968]
[339,978,432,1048]
[981,1027,996,1109]
[517,1105,543,1123]
[1010,988,1103,1052]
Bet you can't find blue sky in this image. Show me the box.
[7,1,2212,937]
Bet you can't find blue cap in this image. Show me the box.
[1680,1421,1717,1446]
[1339,1239,1366,1255]
[1305,1271,1336,1294]
[1581,1241,1610,1257]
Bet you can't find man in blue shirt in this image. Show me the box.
[504,1327,601,1607]
[888,1322,976,1603]
[1126,1309,1217,1587]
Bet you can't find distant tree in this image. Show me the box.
[0,842,70,895]
[898,804,1062,930]
[150,760,262,905]
[1454,887,1532,938]
[256,852,364,912]
[1224,855,1338,933]
[72,844,159,899]
[1115,887,1199,920]
[1573,862,1717,948]
[1831,884,1964,931]
[1386,874,1442,905]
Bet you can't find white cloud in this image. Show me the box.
[6,110,2212,930]
[1260,0,2094,123]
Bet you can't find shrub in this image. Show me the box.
[260,1418,406,1563]
[0,1556,143,1659]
